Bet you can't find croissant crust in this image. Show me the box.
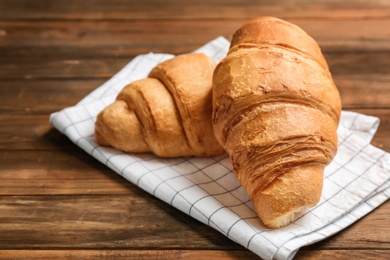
[212,17,342,228]
[95,53,224,157]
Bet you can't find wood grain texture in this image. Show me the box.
[0,149,132,195]
[0,195,242,250]
[0,195,388,250]
[1,0,390,20]
[0,249,388,260]
[0,79,105,113]
[0,250,259,260]
[1,19,390,51]
[0,0,389,259]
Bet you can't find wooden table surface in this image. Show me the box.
[0,0,389,259]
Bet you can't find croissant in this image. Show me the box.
[212,17,342,228]
[95,53,224,157]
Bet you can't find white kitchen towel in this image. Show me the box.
[50,37,390,260]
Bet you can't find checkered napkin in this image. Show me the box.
[50,37,390,260]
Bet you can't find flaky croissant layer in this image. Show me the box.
[95,53,224,157]
[212,16,341,228]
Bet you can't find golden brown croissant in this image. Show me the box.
[212,17,342,228]
[95,53,224,157]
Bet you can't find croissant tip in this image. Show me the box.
[264,204,316,229]
[251,164,324,229]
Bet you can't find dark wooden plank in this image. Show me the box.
[0,20,236,48]
[0,195,388,250]
[0,115,70,150]
[0,49,389,79]
[0,249,388,260]
[0,249,258,260]
[0,195,242,250]
[327,52,390,76]
[0,57,129,80]
[0,79,106,114]
[0,0,389,20]
[335,75,390,109]
[0,149,134,195]
[297,249,390,260]
[0,19,389,51]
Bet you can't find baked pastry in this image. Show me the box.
[95,53,224,157]
[212,17,342,228]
